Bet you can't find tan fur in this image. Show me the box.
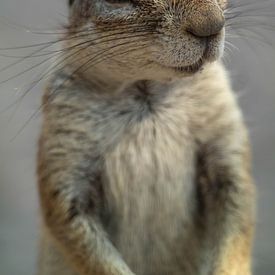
[37,1,255,275]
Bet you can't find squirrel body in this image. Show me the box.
[37,1,255,274]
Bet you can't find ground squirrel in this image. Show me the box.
[37,0,255,274]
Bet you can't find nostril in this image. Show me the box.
[187,10,225,38]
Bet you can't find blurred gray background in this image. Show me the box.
[0,0,274,274]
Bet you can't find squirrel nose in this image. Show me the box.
[186,4,225,37]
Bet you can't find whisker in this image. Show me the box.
[1,32,153,114]
[0,29,154,82]
[10,42,149,141]
[224,0,275,49]
[0,53,60,85]
[0,21,156,51]
[224,41,240,52]
[0,25,155,72]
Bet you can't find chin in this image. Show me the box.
[150,30,225,78]
[148,56,218,80]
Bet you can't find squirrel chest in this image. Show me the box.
[99,84,198,274]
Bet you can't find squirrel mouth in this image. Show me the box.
[159,57,205,74]
[168,42,212,74]
[171,58,204,74]
[157,39,215,74]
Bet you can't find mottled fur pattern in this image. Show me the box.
[37,0,255,275]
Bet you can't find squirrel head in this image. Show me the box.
[65,0,226,82]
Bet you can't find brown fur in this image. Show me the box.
[37,1,255,274]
